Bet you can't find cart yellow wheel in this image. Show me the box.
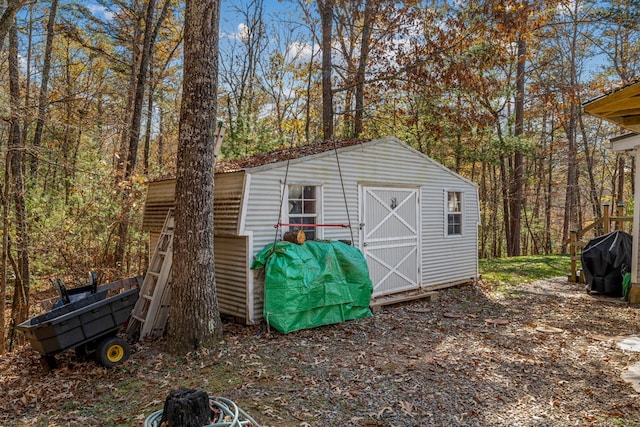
[96,337,130,368]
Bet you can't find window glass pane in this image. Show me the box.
[448,213,461,235]
[448,192,461,213]
[288,184,319,240]
[304,200,316,214]
[289,185,303,200]
[289,200,302,214]
[303,186,316,200]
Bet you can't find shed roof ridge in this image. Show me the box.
[214,137,375,173]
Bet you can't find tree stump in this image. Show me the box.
[159,388,213,427]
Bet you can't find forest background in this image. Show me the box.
[0,0,636,348]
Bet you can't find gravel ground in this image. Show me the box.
[3,278,640,426]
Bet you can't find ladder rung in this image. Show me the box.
[148,271,159,277]
[143,294,153,301]
[131,315,146,323]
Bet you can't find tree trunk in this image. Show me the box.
[8,20,30,328]
[157,101,165,166]
[0,0,27,48]
[143,67,154,176]
[354,0,373,137]
[159,389,213,427]
[545,119,554,253]
[115,0,169,275]
[318,0,334,140]
[617,155,625,205]
[578,99,602,219]
[561,105,579,253]
[167,0,223,354]
[0,155,8,354]
[20,3,33,159]
[31,0,58,177]
[508,38,526,257]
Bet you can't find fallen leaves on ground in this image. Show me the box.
[2,277,640,426]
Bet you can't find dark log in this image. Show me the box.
[159,388,213,427]
[283,230,306,244]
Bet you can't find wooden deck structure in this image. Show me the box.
[566,203,633,283]
[584,81,640,301]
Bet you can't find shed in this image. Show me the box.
[142,136,480,324]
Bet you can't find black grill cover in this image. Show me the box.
[581,230,632,296]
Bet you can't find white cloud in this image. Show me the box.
[286,41,319,63]
[87,4,115,21]
[221,23,251,43]
[18,54,28,74]
[237,23,249,42]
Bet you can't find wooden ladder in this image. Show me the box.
[127,208,174,340]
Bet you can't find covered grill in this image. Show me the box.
[581,230,632,296]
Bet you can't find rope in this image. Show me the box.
[272,143,354,246]
[334,148,354,244]
[144,396,261,427]
[272,156,291,253]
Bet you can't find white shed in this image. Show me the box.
[142,136,480,324]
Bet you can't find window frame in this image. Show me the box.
[283,182,323,240]
[445,190,464,237]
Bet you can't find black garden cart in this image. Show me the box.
[16,276,141,370]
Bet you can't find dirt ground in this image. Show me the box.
[2,278,640,426]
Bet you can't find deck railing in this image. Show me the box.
[567,202,633,283]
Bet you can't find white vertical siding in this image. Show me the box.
[242,137,479,311]
[143,137,480,324]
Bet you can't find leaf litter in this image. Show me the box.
[2,277,640,426]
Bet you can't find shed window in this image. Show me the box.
[447,191,462,236]
[288,184,318,240]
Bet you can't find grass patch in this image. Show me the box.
[479,254,570,289]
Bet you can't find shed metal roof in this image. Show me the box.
[214,138,369,173]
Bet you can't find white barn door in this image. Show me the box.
[361,186,420,297]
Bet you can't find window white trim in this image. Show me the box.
[281,182,323,240]
[445,189,464,237]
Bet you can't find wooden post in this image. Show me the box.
[569,229,578,283]
[603,202,610,234]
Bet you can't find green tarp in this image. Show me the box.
[251,240,373,334]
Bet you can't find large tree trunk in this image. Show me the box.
[7,20,30,330]
[508,38,526,257]
[167,0,222,354]
[354,0,373,137]
[318,0,334,140]
[31,0,59,177]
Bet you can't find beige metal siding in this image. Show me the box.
[148,232,251,323]
[143,180,176,232]
[214,235,250,322]
[144,172,251,322]
[143,172,245,235]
